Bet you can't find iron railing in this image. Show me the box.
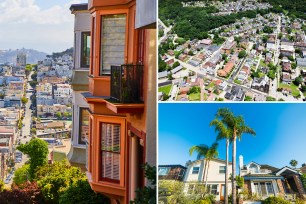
[110,64,143,103]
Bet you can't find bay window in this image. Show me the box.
[100,14,126,75]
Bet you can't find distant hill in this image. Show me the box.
[48,47,73,59]
[0,48,47,65]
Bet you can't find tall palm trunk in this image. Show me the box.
[205,160,211,191]
[232,134,237,204]
[203,159,207,185]
[225,139,229,204]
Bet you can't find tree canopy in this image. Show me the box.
[17,138,49,179]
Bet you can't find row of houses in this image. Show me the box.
[159,156,306,202]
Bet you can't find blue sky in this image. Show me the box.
[0,0,87,54]
[159,103,306,170]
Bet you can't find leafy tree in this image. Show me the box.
[55,112,62,119]
[13,164,30,186]
[293,77,303,86]
[210,108,255,204]
[59,179,110,204]
[158,55,167,72]
[130,164,156,204]
[290,159,298,169]
[0,182,44,203]
[244,96,253,101]
[21,97,28,105]
[172,61,180,69]
[36,161,109,203]
[210,112,232,204]
[188,86,201,94]
[158,180,186,204]
[266,96,276,101]
[301,85,306,92]
[238,50,247,59]
[17,138,49,179]
[189,143,218,188]
[31,72,37,81]
[29,81,38,88]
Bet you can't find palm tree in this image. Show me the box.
[212,108,255,204]
[210,114,232,204]
[189,143,219,189]
[290,159,298,169]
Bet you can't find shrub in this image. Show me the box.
[262,196,291,204]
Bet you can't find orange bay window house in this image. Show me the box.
[82,0,156,203]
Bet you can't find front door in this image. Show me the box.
[220,184,225,201]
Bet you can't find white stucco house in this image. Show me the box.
[184,158,233,201]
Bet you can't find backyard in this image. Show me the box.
[158,84,172,95]
[279,83,300,97]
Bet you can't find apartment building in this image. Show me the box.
[75,0,157,203]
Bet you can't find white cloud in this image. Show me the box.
[0,0,80,24]
[0,0,85,53]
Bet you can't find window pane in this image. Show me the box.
[158,167,169,176]
[101,123,120,152]
[101,123,121,182]
[100,14,126,75]
[260,182,267,196]
[266,182,274,194]
[192,167,199,174]
[102,151,120,181]
[81,32,90,68]
[211,184,218,194]
[219,166,226,173]
[79,108,89,144]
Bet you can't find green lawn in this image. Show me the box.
[189,93,201,101]
[279,83,300,97]
[259,59,266,67]
[158,84,172,95]
[206,82,215,89]
[234,79,242,84]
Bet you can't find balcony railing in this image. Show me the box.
[110,64,143,103]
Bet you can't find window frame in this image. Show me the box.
[158,167,169,176]
[78,107,89,145]
[80,31,91,68]
[192,166,200,174]
[219,166,226,174]
[95,9,129,77]
[97,116,126,186]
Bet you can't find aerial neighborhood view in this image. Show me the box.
[0,0,157,203]
[158,0,306,101]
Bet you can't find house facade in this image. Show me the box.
[80,0,156,203]
[184,158,233,201]
[67,3,91,170]
[239,156,306,199]
[158,165,187,181]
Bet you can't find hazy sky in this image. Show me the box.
[0,0,88,54]
[159,103,306,170]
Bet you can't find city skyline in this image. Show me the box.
[159,103,306,169]
[0,0,87,54]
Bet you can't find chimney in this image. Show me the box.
[239,155,244,170]
[185,160,191,167]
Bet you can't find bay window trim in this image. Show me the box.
[96,116,126,187]
[91,9,129,77]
